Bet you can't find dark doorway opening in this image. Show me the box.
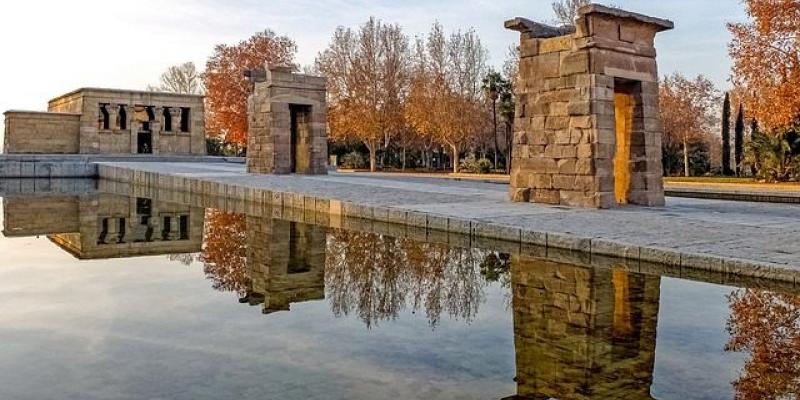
[137,131,152,154]
[289,104,312,173]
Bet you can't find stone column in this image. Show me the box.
[169,108,182,133]
[152,106,163,136]
[106,104,118,133]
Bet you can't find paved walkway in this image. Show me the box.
[101,162,800,273]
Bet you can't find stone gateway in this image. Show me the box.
[245,65,328,175]
[506,4,673,208]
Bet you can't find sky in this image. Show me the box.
[0,0,747,139]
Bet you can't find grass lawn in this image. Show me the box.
[664,176,756,184]
[664,176,800,189]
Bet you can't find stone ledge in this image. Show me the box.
[95,163,800,285]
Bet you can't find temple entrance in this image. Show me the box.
[289,104,312,173]
[613,82,637,205]
[137,131,152,154]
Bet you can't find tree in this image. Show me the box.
[727,288,800,400]
[728,0,800,130]
[722,93,734,175]
[659,73,720,177]
[316,18,410,172]
[552,0,590,26]
[501,45,519,173]
[325,228,490,328]
[482,70,505,169]
[147,62,203,94]
[750,118,761,175]
[200,210,249,295]
[406,23,488,173]
[735,104,746,175]
[204,30,297,146]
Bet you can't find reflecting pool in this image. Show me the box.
[0,180,798,399]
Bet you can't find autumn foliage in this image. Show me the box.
[659,73,720,176]
[316,20,491,172]
[728,0,800,129]
[200,210,249,294]
[727,288,800,400]
[204,30,297,145]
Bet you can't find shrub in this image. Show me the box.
[339,151,368,169]
[459,154,493,174]
[206,137,246,157]
[746,127,800,182]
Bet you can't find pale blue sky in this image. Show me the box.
[0,0,745,137]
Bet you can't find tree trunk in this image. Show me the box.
[493,102,498,170]
[401,146,406,171]
[451,144,459,173]
[683,138,690,177]
[368,143,377,172]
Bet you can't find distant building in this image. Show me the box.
[3,88,205,155]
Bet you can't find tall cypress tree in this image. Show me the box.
[721,92,733,175]
[734,104,745,176]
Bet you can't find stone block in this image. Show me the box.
[472,222,521,242]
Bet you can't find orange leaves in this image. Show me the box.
[726,289,800,400]
[728,0,800,129]
[203,30,297,146]
[315,19,410,171]
[200,210,249,294]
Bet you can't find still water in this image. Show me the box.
[0,180,796,400]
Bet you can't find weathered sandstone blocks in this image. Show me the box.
[246,65,328,175]
[506,4,672,208]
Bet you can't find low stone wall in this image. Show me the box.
[96,178,800,295]
[96,163,800,283]
[2,196,80,237]
[3,111,80,154]
[0,155,245,178]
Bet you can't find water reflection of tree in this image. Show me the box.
[726,288,800,400]
[200,210,249,295]
[325,229,498,328]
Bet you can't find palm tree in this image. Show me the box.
[482,70,505,170]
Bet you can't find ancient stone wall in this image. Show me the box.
[48,89,206,155]
[2,88,206,155]
[2,196,80,236]
[507,5,672,208]
[3,111,80,154]
[510,255,660,399]
[247,66,328,174]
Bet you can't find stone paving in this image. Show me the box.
[99,162,800,279]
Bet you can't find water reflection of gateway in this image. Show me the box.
[240,216,326,314]
[2,194,203,259]
[505,254,660,400]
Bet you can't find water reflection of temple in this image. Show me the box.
[239,216,326,314]
[505,255,660,400]
[2,194,203,259]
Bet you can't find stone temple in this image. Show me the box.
[4,88,205,155]
[245,65,328,175]
[506,4,673,208]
